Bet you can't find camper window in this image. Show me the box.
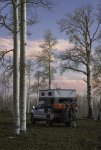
[41,92,45,96]
[48,92,52,96]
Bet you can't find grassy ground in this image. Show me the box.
[0,113,101,150]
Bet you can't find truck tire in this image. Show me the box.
[46,115,53,127]
[64,108,71,127]
[31,114,36,125]
[65,120,71,127]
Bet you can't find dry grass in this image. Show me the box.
[0,112,101,150]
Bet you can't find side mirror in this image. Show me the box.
[35,106,37,110]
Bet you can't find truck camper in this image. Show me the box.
[31,89,78,127]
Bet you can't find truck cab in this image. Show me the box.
[31,102,46,123]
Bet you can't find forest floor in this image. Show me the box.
[0,112,101,150]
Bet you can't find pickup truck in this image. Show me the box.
[31,102,46,124]
[31,100,77,127]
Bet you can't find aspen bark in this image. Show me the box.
[98,95,101,120]
[49,48,51,89]
[20,0,27,132]
[87,67,93,119]
[13,0,20,135]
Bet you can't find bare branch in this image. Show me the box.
[0,2,12,12]
[0,49,13,61]
[0,15,13,32]
[91,23,100,41]
[61,63,87,75]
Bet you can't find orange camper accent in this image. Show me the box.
[53,103,66,109]
[53,103,77,110]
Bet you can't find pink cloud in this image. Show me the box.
[26,40,43,57]
[0,37,86,94]
[53,74,86,94]
[0,37,72,56]
[55,39,73,51]
[0,37,13,50]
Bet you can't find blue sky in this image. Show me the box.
[29,0,100,40]
[1,0,100,40]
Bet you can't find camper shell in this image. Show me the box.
[39,89,77,105]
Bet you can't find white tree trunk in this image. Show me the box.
[86,44,93,119]
[49,50,51,90]
[98,95,101,120]
[13,0,20,135]
[20,0,27,133]
[87,66,93,119]
[27,71,31,113]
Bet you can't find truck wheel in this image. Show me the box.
[46,116,53,127]
[65,120,71,127]
[31,114,36,125]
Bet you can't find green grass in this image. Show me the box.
[0,113,101,150]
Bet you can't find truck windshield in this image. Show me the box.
[44,99,54,106]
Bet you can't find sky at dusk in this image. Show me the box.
[0,0,101,94]
[29,0,100,40]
